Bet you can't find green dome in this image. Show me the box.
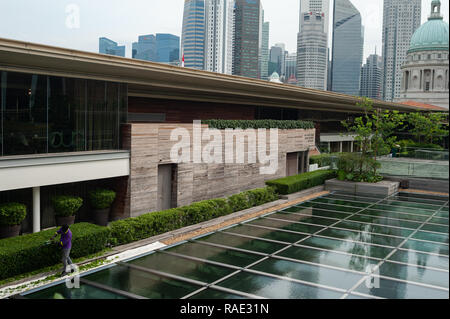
[408,8,449,53]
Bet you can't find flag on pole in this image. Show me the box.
[181,54,185,67]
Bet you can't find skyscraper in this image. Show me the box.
[156,34,180,64]
[360,53,383,100]
[285,53,297,84]
[382,0,421,101]
[297,0,330,90]
[269,45,284,76]
[331,0,364,96]
[260,19,270,80]
[99,37,125,57]
[297,12,328,90]
[233,0,262,79]
[204,0,235,74]
[132,35,157,61]
[182,0,206,69]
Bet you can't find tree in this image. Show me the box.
[406,112,449,145]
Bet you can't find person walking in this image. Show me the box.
[50,224,73,276]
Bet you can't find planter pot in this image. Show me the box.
[0,224,21,239]
[92,208,111,226]
[55,215,76,226]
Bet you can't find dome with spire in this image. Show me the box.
[408,0,449,53]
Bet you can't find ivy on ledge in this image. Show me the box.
[202,119,315,130]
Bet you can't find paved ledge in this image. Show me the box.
[386,177,449,194]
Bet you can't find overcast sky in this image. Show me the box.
[0,0,448,62]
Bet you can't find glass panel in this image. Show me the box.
[421,224,449,234]
[389,195,447,206]
[224,224,308,243]
[197,232,287,254]
[333,220,413,237]
[317,228,404,247]
[370,204,434,216]
[397,192,448,202]
[24,282,127,299]
[380,200,441,211]
[250,217,324,234]
[378,261,448,288]
[189,288,245,299]
[400,239,449,256]
[3,72,47,155]
[412,231,449,244]
[277,246,379,272]
[166,241,262,268]
[312,198,371,208]
[270,212,337,226]
[333,191,386,199]
[326,194,380,203]
[127,252,234,283]
[300,237,393,259]
[436,211,449,219]
[388,250,449,271]
[281,207,351,219]
[359,209,430,222]
[353,277,449,299]
[349,214,422,230]
[84,264,200,299]
[251,258,364,290]
[217,272,343,299]
[48,77,86,153]
[429,217,448,225]
[296,202,361,213]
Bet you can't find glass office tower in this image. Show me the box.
[99,37,126,57]
[181,0,206,69]
[331,0,364,96]
[132,35,157,62]
[156,34,180,64]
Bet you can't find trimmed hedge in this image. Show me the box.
[266,170,337,195]
[202,119,315,130]
[0,223,110,281]
[52,196,83,217]
[88,189,117,210]
[110,187,278,246]
[309,153,340,168]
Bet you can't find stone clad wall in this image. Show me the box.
[122,123,315,218]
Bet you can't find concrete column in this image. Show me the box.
[340,142,343,153]
[33,187,40,233]
[351,141,354,153]
[328,142,331,153]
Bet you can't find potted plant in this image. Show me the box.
[0,203,27,239]
[88,189,116,226]
[52,196,83,226]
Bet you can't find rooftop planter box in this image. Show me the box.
[325,178,400,196]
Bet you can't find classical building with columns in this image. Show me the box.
[396,0,449,109]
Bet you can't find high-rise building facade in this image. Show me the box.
[260,20,270,80]
[204,0,235,74]
[132,35,157,62]
[285,53,297,84]
[331,0,364,96]
[269,45,284,77]
[99,37,126,57]
[297,12,328,90]
[382,0,421,101]
[233,0,262,79]
[297,0,329,90]
[360,53,383,100]
[156,34,180,64]
[182,0,206,69]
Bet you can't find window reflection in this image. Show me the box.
[0,71,127,156]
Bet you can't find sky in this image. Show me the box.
[0,0,448,62]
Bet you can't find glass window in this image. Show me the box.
[3,72,48,156]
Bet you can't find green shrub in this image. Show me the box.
[109,187,278,246]
[0,203,27,226]
[51,196,83,217]
[88,189,116,210]
[0,223,110,281]
[266,170,337,195]
[202,119,314,130]
[309,153,339,167]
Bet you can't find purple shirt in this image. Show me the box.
[56,228,72,250]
